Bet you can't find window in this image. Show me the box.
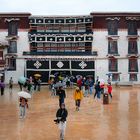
[129,58,138,72]
[129,73,137,81]
[46,25,53,32]
[51,43,58,52]
[107,20,118,35]
[128,40,138,54]
[8,21,18,36]
[37,25,45,32]
[127,21,137,35]
[0,51,3,60]
[109,58,118,72]
[8,41,17,53]
[77,24,86,32]
[7,57,16,71]
[112,73,120,81]
[108,40,118,54]
[37,43,44,52]
[64,43,71,52]
[62,25,69,32]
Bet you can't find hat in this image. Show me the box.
[76,87,80,90]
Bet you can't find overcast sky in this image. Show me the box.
[0,0,140,15]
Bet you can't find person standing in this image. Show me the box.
[94,81,101,100]
[55,103,68,140]
[37,78,41,91]
[57,86,66,107]
[107,83,113,99]
[89,78,94,95]
[0,79,5,96]
[9,77,13,93]
[74,87,83,111]
[19,97,28,119]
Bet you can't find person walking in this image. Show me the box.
[57,86,66,107]
[74,87,83,111]
[0,79,5,96]
[19,97,28,119]
[9,77,13,93]
[94,81,101,100]
[55,103,68,140]
[89,78,94,95]
[107,83,113,99]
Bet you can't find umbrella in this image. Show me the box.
[50,74,55,78]
[18,76,27,84]
[18,91,31,99]
[54,82,64,88]
[34,74,41,77]
[76,75,82,79]
[99,79,105,85]
[0,73,3,77]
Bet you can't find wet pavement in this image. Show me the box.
[0,86,140,140]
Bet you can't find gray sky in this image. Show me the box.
[0,0,140,15]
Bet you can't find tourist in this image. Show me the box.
[18,81,23,91]
[9,77,13,93]
[19,97,28,119]
[100,83,105,94]
[107,83,113,99]
[0,79,5,96]
[84,79,89,97]
[55,103,68,140]
[57,86,66,107]
[94,81,101,100]
[74,87,83,111]
[37,78,41,91]
[89,78,94,95]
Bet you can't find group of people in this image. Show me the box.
[0,73,113,140]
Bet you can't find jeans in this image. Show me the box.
[84,89,89,97]
[58,121,66,140]
[89,86,93,95]
[97,91,101,99]
[20,106,26,118]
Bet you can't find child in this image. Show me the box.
[107,83,113,99]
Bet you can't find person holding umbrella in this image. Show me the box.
[73,87,83,111]
[18,91,31,119]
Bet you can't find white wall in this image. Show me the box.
[93,29,140,83]
[0,31,29,83]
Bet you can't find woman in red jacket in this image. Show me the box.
[107,83,112,99]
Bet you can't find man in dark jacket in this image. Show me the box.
[56,103,68,140]
[57,86,66,107]
[94,81,101,99]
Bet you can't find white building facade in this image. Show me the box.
[0,12,140,84]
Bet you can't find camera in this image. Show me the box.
[54,119,60,124]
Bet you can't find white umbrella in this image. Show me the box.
[99,79,105,85]
[50,74,55,78]
[18,91,31,99]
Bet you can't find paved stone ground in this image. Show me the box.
[0,85,140,140]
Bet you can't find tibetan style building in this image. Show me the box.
[0,12,140,84]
